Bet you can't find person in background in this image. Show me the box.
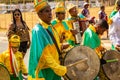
[109,10,120,51]
[98,5,108,21]
[0,35,28,80]
[28,0,68,80]
[66,3,87,46]
[109,0,120,18]
[108,0,120,51]
[82,19,109,80]
[7,9,30,58]
[81,2,90,18]
[98,5,108,38]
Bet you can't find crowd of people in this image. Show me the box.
[0,0,120,80]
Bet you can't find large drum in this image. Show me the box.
[102,50,120,80]
[0,63,10,80]
[63,46,100,80]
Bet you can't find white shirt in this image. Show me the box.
[109,11,120,46]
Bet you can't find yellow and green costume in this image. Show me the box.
[0,35,27,80]
[82,25,109,80]
[0,49,27,80]
[28,19,67,80]
[51,19,75,45]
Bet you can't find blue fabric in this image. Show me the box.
[51,20,57,26]
[28,24,54,78]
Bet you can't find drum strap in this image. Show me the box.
[46,29,61,54]
[46,29,63,62]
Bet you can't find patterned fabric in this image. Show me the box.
[7,22,30,42]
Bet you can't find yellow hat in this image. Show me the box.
[9,35,20,47]
[66,3,76,11]
[55,2,65,13]
[34,0,49,12]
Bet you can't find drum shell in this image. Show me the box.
[63,46,100,80]
[0,64,10,80]
[102,50,120,80]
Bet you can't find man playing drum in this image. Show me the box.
[28,0,69,80]
[82,19,109,80]
[0,35,28,80]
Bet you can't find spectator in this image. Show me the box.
[81,2,90,18]
[7,9,30,58]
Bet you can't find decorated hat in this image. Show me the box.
[55,2,65,13]
[9,35,20,47]
[66,3,76,11]
[116,0,120,6]
[34,0,49,12]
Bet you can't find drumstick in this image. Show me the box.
[106,59,118,63]
[67,58,88,67]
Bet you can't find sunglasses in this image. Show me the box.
[14,13,20,16]
[57,12,65,15]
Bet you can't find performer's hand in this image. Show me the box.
[60,32,66,43]
[61,43,70,50]
[115,45,120,52]
[99,46,107,55]
[70,29,78,35]
[27,41,31,49]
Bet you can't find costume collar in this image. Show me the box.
[89,24,96,32]
[39,19,51,29]
[55,18,61,23]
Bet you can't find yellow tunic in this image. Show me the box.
[0,49,28,75]
[52,19,75,43]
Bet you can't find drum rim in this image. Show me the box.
[0,63,10,79]
[102,50,120,80]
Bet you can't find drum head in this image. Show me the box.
[103,50,120,80]
[0,64,10,80]
[63,46,100,80]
